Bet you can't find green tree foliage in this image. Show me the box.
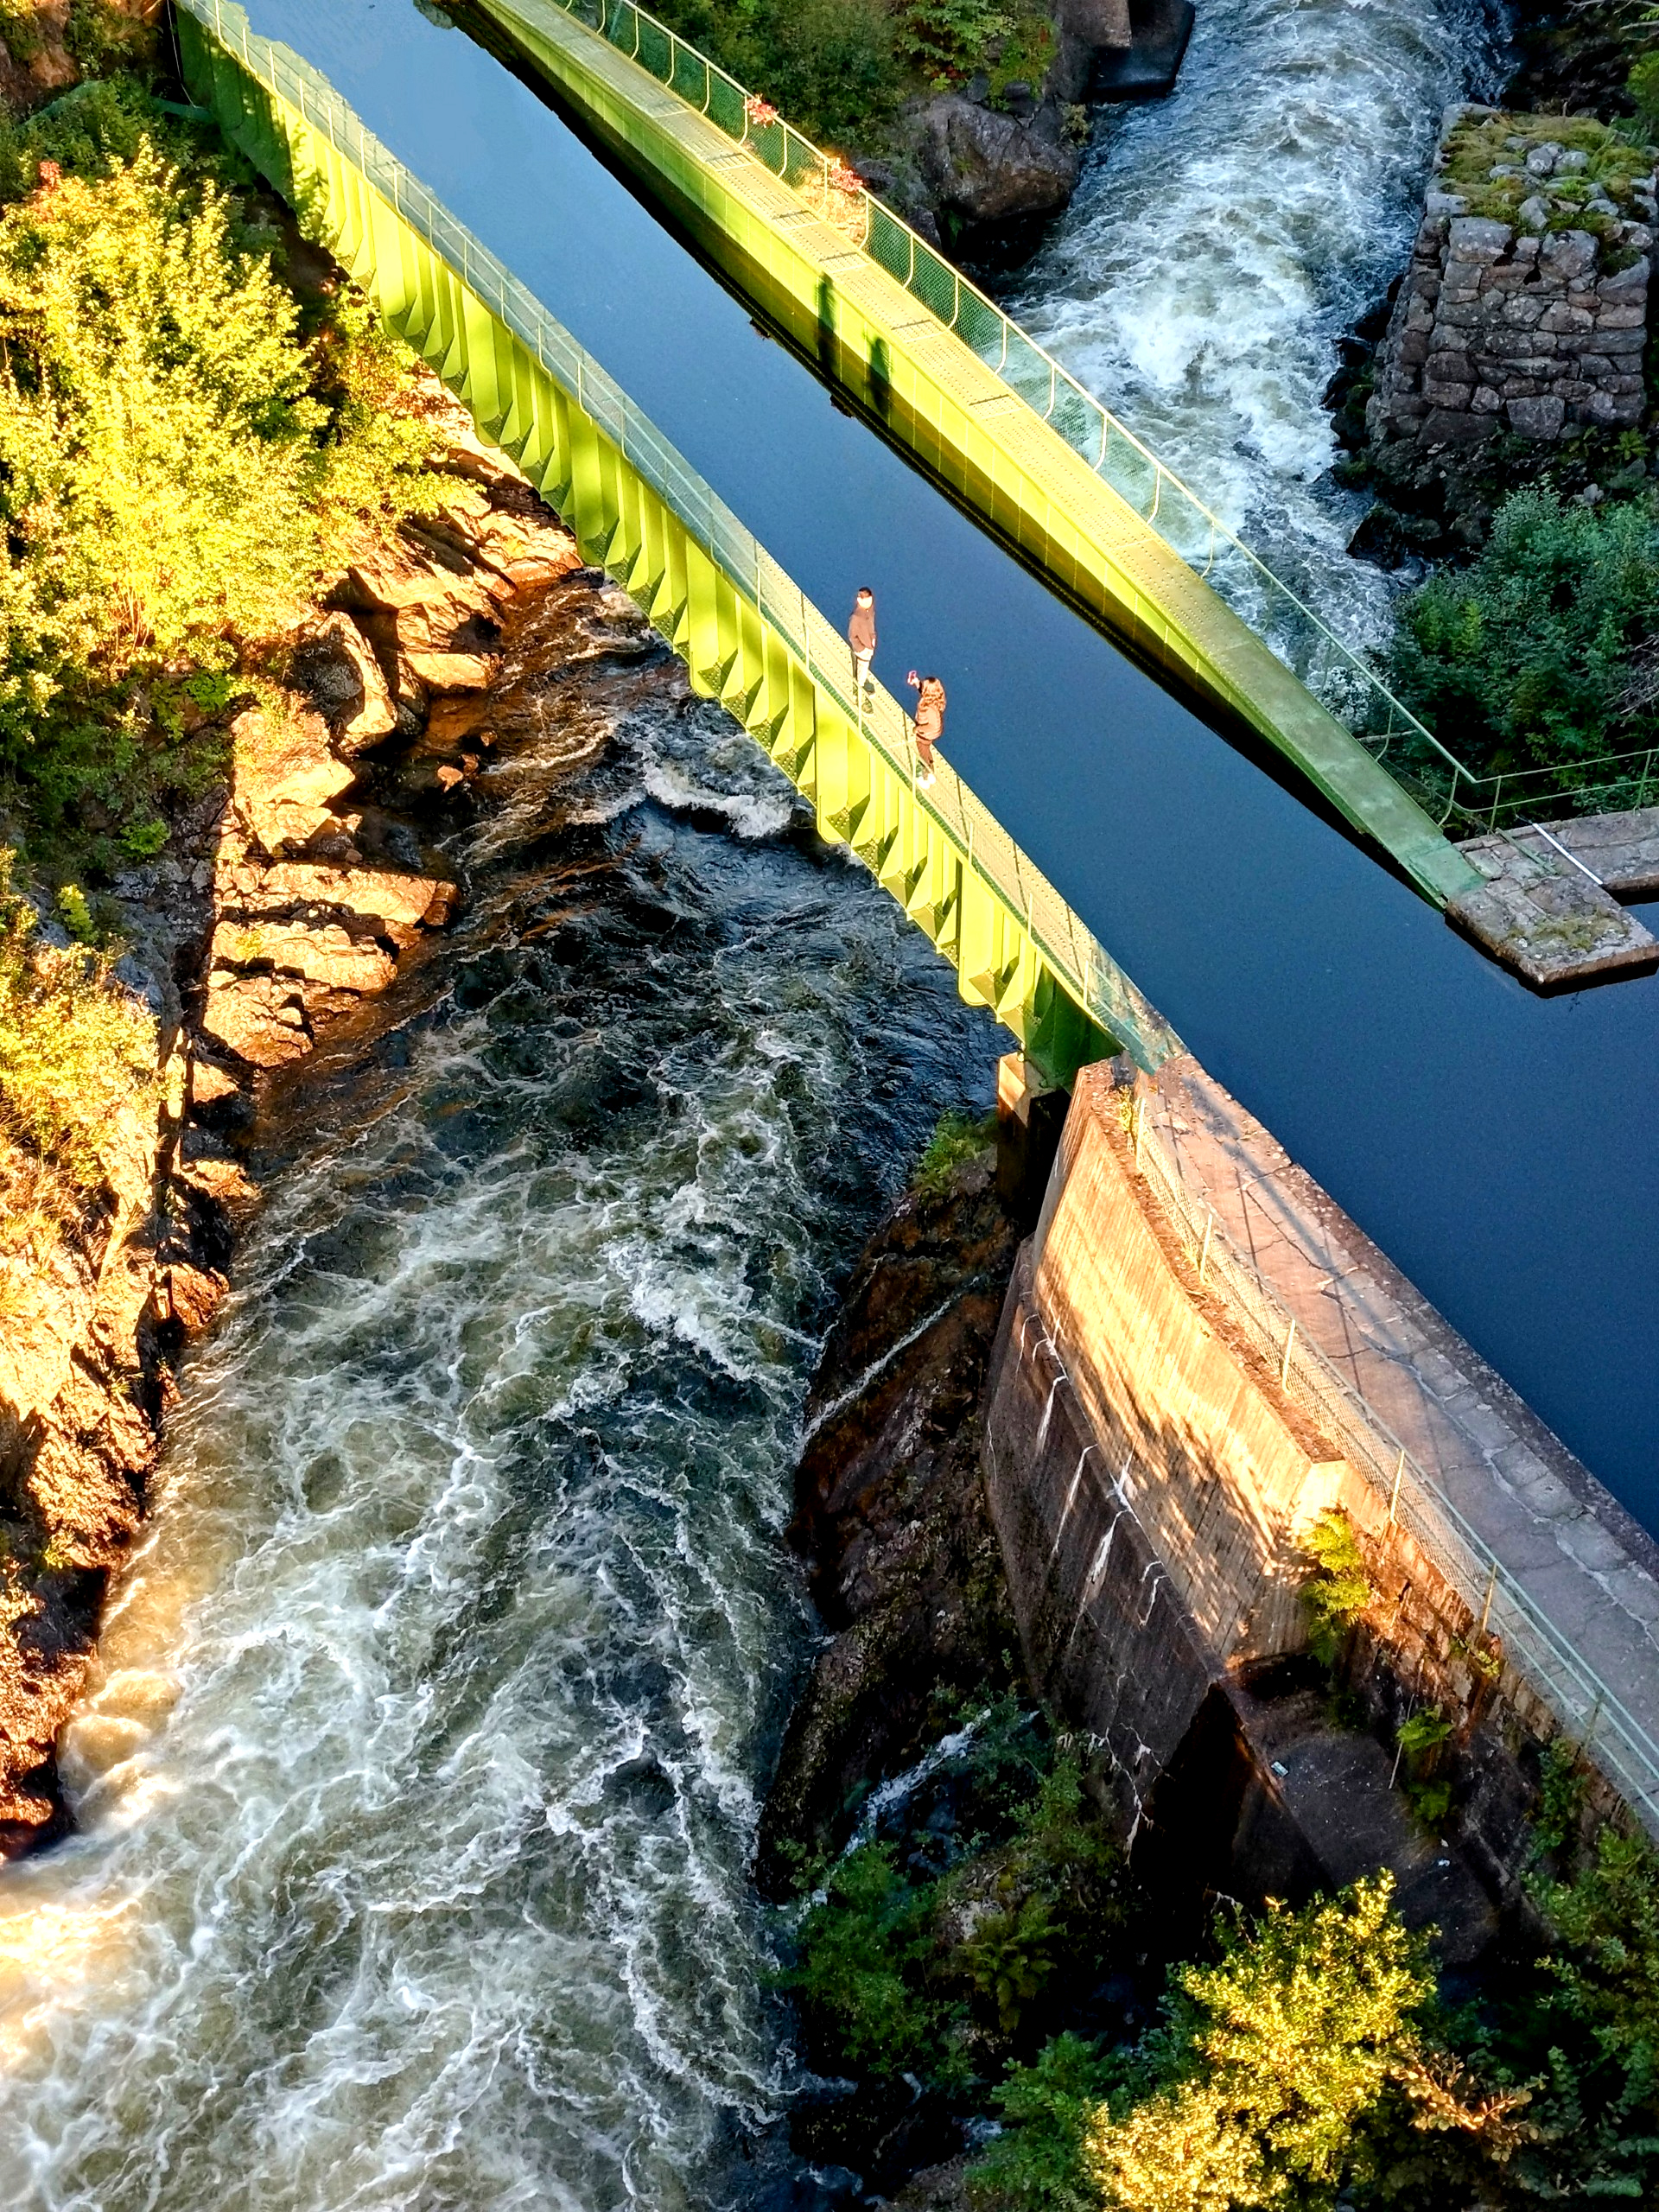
[0,853,156,1185]
[1521,1828,1659,2196]
[62,0,149,75]
[0,79,438,846]
[1079,1877,1522,2211]
[1630,48,1659,137]
[1394,1706,1453,1827]
[941,1759,1126,2042]
[787,1743,1126,2087]
[893,0,1055,98]
[1299,1509,1372,1669]
[632,0,904,145]
[1390,486,1659,779]
[788,1840,942,2075]
[970,2033,1118,2212]
[630,0,1058,149]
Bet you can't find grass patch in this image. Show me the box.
[1439,108,1653,234]
[913,1107,996,1194]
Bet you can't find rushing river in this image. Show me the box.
[0,582,996,2210]
[0,0,1637,2195]
[1007,0,1505,653]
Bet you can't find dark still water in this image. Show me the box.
[0,582,998,2206]
[235,0,1658,1510]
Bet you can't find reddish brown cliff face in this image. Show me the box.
[0,386,588,1853]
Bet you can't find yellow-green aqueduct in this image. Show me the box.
[177,0,1180,1088]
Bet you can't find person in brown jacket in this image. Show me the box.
[907,670,944,788]
[848,587,876,702]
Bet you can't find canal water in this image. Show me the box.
[232,0,1657,1504]
[0,3,1654,2207]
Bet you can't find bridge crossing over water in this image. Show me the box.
[180,0,1180,1089]
[462,0,1482,913]
[182,0,1659,1525]
[175,0,1659,1832]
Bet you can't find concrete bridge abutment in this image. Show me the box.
[982,1060,1659,1950]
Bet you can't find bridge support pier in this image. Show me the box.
[995,1051,1069,1233]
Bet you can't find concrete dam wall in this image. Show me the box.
[982,1060,1659,1947]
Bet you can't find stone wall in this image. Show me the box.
[1369,124,1656,453]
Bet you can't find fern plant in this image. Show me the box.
[1299,1509,1373,1669]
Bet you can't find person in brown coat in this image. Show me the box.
[848,587,877,702]
[907,670,944,788]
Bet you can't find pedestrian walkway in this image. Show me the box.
[1142,1054,1659,1834]
[471,0,1485,912]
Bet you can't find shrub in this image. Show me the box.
[895,0,1055,99]
[1532,1738,1587,1855]
[755,0,903,144]
[914,1106,995,1192]
[1081,1877,1524,2209]
[788,1738,1127,2088]
[63,0,151,75]
[0,95,437,847]
[1630,50,1659,137]
[1395,1707,1453,1827]
[639,0,1061,150]
[0,854,156,1185]
[787,1840,944,2075]
[969,2033,1117,2212]
[1390,486,1659,779]
[1299,1508,1372,1669]
[0,0,43,66]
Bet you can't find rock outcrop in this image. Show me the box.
[1366,107,1656,474]
[870,0,1127,236]
[910,91,1084,226]
[0,388,585,1853]
[757,1146,1024,1891]
[0,0,157,107]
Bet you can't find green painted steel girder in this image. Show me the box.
[175,0,1182,1088]
[467,0,1483,912]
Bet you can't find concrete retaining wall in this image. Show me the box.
[982,1063,1634,1917]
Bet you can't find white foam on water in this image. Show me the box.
[1007,0,1503,652]
[0,682,997,2211]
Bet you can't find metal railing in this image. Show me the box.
[480,0,1659,842]
[486,0,1446,759]
[1127,1097,1659,1836]
[178,0,1180,1075]
[1389,736,1659,838]
[175,1,1659,1837]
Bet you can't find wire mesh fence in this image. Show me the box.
[1127,1100,1659,1837]
[480,0,1659,836]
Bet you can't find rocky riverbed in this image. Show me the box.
[758,1140,1026,1893]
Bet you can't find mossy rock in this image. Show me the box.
[1440,107,1654,234]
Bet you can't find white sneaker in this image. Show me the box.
[918,768,935,788]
